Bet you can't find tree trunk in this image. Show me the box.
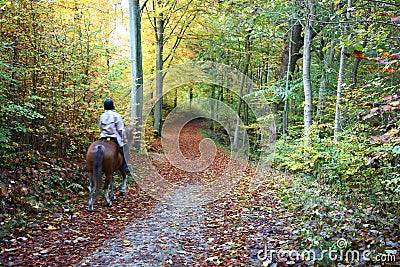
[210,85,216,131]
[215,86,224,124]
[316,68,326,121]
[303,0,314,143]
[173,88,178,108]
[277,22,303,81]
[189,86,193,110]
[317,39,335,121]
[334,0,351,141]
[351,35,368,91]
[334,48,346,141]
[154,12,164,136]
[233,33,250,149]
[129,0,144,149]
[283,23,294,136]
[276,2,304,136]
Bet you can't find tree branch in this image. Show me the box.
[139,0,149,13]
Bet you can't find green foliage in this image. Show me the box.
[0,0,126,166]
[0,0,131,239]
[0,97,45,162]
[273,124,399,214]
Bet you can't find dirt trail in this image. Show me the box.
[77,119,283,266]
[77,184,208,266]
[150,119,231,186]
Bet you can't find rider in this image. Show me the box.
[99,98,130,175]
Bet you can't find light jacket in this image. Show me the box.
[99,110,125,146]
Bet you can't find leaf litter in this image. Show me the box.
[1,119,399,266]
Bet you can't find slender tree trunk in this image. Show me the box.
[216,86,223,123]
[303,0,314,144]
[144,0,198,136]
[210,85,216,131]
[334,0,351,141]
[189,86,193,109]
[264,60,270,85]
[154,12,164,136]
[316,69,326,121]
[233,33,250,149]
[351,35,367,91]
[334,50,346,141]
[317,40,335,121]
[173,88,178,108]
[276,1,304,134]
[283,23,293,136]
[129,0,144,149]
[243,86,249,125]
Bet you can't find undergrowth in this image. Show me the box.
[0,151,87,240]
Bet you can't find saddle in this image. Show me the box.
[100,136,118,145]
[99,137,129,174]
[99,137,123,154]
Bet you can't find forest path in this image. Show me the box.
[77,119,288,266]
[77,185,208,266]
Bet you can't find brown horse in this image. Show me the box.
[85,139,128,211]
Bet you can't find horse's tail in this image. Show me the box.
[93,145,104,197]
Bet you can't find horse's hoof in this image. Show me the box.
[111,196,117,201]
[88,207,94,212]
[106,202,112,207]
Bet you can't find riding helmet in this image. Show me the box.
[104,98,114,110]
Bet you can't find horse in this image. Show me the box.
[85,139,128,211]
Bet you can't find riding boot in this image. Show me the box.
[119,147,130,175]
[122,156,130,175]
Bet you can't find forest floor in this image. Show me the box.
[1,119,399,266]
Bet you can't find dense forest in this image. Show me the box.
[0,0,399,265]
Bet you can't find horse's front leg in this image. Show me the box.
[104,173,113,207]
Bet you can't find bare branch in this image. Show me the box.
[139,0,149,13]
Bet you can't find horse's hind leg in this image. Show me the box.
[88,172,96,211]
[104,173,113,207]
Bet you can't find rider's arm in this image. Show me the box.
[99,114,105,132]
[115,113,125,140]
